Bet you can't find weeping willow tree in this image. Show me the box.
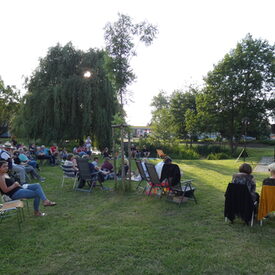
[13,42,118,147]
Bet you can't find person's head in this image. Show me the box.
[93,157,99,162]
[13,150,20,157]
[67,153,74,161]
[164,156,172,164]
[0,160,9,173]
[239,163,252,174]
[268,163,275,176]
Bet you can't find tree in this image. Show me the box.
[104,13,158,190]
[198,34,275,153]
[0,78,21,136]
[169,87,198,139]
[12,43,118,148]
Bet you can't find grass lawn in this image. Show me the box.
[1,146,275,274]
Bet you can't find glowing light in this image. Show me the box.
[83,71,92,78]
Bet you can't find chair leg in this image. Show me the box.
[250,211,254,227]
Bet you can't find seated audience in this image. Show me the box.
[160,157,181,186]
[64,153,79,174]
[102,147,111,158]
[142,145,150,158]
[232,163,259,203]
[36,145,55,165]
[0,160,56,216]
[263,163,275,185]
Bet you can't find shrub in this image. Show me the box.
[207,152,230,160]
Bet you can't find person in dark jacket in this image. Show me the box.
[232,163,259,202]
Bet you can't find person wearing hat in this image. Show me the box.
[0,143,28,185]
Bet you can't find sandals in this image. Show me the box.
[43,200,57,207]
[34,211,47,217]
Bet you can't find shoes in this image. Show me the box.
[34,211,47,216]
[43,201,57,207]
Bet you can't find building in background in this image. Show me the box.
[131,126,152,137]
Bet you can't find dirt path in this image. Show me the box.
[253,157,274,172]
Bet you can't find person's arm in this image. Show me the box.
[0,176,20,193]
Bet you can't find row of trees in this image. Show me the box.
[150,34,275,153]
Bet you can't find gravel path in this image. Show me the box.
[253,157,274,172]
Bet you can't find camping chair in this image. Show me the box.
[166,179,197,206]
[156,149,166,158]
[0,200,24,231]
[76,158,102,193]
[224,183,257,227]
[60,165,78,189]
[144,163,166,197]
[135,160,150,191]
[258,182,275,226]
[2,194,30,214]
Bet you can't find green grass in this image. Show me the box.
[1,146,275,274]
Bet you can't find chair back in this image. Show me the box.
[145,163,161,185]
[61,165,76,177]
[258,182,275,221]
[224,183,255,224]
[135,160,148,181]
[76,158,92,181]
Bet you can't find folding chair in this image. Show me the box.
[135,160,150,191]
[0,200,24,231]
[166,179,197,206]
[60,165,78,189]
[76,158,102,193]
[144,163,166,197]
[224,183,257,227]
[258,182,275,226]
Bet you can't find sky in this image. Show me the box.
[0,0,274,126]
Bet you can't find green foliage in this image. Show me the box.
[196,144,231,157]
[207,152,231,160]
[198,34,275,153]
[13,43,118,148]
[0,78,21,135]
[104,13,158,105]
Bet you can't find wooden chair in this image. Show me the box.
[0,200,24,231]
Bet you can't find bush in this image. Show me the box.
[197,144,231,156]
[207,152,230,160]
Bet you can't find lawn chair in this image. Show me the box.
[135,160,150,191]
[144,163,166,197]
[156,149,166,158]
[76,158,103,193]
[0,200,24,231]
[224,183,257,227]
[60,165,78,189]
[258,181,275,226]
[166,179,197,206]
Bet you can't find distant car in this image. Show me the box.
[242,135,256,141]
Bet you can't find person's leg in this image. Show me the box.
[12,164,26,184]
[11,188,40,211]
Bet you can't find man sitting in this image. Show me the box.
[160,156,181,186]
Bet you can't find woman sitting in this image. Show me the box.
[232,163,259,203]
[263,163,275,185]
[0,160,56,216]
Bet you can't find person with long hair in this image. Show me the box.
[0,160,56,216]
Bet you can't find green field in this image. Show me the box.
[1,146,275,274]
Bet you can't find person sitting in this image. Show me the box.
[64,153,79,174]
[263,163,275,186]
[82,155,105,183]
[117,159,129,178]
[36,145,55,166]
[232,163,259,203]
[102,147,111,158]
[13,151,45,182]
[101,157,114,180]
[18,147,39,170]
[160,157,181,186]
[142,145,150,158]
[0,160,56,216]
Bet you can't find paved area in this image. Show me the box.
[253,157,274,172]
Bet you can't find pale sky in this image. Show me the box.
[0,0,274,126]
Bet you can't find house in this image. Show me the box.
[131,126,152,137]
